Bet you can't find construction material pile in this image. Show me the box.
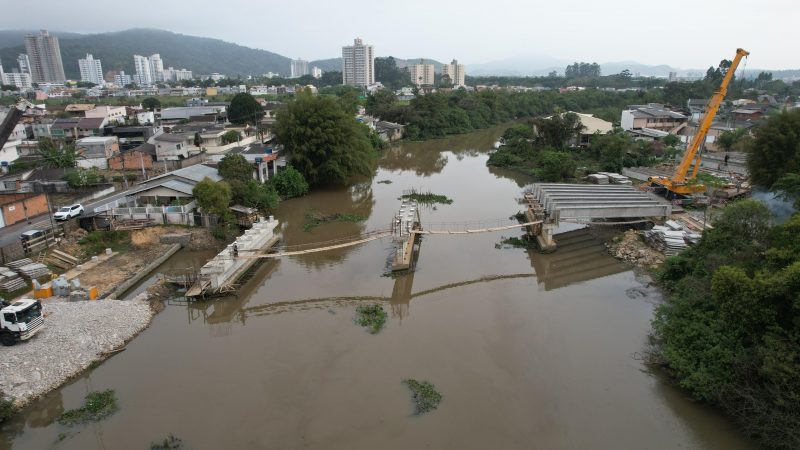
[596,172,632,185]
[16,263,52,279]
[587,174,609,184]
[644,220,701,256]
[0,267,26,291]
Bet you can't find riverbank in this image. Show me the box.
[0,291,155,409]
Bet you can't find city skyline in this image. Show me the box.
[0,0,796,70]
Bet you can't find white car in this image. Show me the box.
[53,204,84,221]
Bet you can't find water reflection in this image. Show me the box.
[379,144,449,176]
[527,228,628,291]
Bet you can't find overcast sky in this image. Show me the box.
[2,0,796,69]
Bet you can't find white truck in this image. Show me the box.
[0,299,44,346]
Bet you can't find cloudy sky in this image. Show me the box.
[1,0,796,69]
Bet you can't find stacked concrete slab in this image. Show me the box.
[528,183,671,223]
[200,217,279,290]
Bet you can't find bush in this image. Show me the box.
[58,390,118,426]
[0,394,15,423]
[270,166,309,199]
[78,230,131,256]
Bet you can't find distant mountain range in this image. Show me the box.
[0,28,796,81]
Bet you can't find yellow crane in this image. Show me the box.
[649,48,749,197]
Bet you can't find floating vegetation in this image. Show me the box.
[495,236,535,249]
[377,180,393,184]
[400,189,454,205]
[403,379,442,415]
[151,434,184,449]
[57,389,118,426]
[354,304,388,334]
[303,210,367,232]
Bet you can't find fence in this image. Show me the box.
[102,201,197,226]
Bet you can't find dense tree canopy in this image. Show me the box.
[274,92,377,185]
[375,57,411,90]
[141,97,161,111]
[38,138,78,168]
[228,93,264,125]
[218,154,254,182]
[565,62,601,78]
[747,110,800,187]
[192,177,232,218]
[654,200,800,449]
[270,166,309,199]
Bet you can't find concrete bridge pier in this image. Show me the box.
[536,222,558,253]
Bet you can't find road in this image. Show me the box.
[0,189,133,248]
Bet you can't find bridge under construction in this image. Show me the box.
[185,185,670,298]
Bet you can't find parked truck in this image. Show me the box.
[0,299,44,346]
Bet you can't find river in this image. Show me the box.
[0,124,757,449]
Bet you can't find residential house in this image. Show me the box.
[686,98,710,123]
[64,103,95,117]
[77,117,107,137]
[50,118,81,141]
[125,164,221,205]
[209,144,285,182]
[75,136,119,169]
[0,140,21,166]
[160,105,227,123]
[107,143,155,171]
[103,125,160,151]
[545,112,613,147]
[621,104,688,134]
[85,105,127,125]
[31,120,53,139]
[150,132,195,160]
[0,193,49,228]
[731,106,766,123]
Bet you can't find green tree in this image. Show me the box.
[274,92,377,185]
[537,150,576,181]
[221,130,241,145]
[270,166,309,198]
[38,138,78,168]
[228,93,264,125]
[192,177,232,218]
[141,97,161,111]
[229,179,279,211]
[747,110,800,187]
[772,173,800,209]
[218,153,253,182]
[365,89,397,117]
[532,112,585,149]
[716,128,750,152]
[375,57,411,89]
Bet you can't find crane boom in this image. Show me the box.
[0,98,34,151]
[649,48,749,197]
[673,48,749,183]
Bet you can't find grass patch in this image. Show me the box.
[401,189,453,205]
[151,434,184,449]
[354,304,388,334]
[57,389,118,426]
[303,210,367,232]
[78,231,131,257]
[377,180,393,184]
[403,379,442,415]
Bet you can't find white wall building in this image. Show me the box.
[0,67,33,90]
[441,59,466,87]
[291,59,309,78]
[16,54,30,75]
[149,54,164,82]
[78,53,104,85]
[114,71,132,86]
[85,105,127,124]
[409,61,435,86]
[311,66,322,79]
[342,38,375,88]
[133,55,153,86]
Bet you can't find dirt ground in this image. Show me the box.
[605,229,666,270]
[52,225,221,296]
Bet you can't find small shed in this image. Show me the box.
[230,205,258,227]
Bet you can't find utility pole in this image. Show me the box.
[139,151,147,180]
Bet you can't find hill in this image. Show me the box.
[0,29,292,79]
[0,30,84,51]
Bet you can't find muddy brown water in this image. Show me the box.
[1,125,757,449]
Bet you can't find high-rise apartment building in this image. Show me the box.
[311,66,323,79]
[78,54,104,85]
[114,71,132,86]
[410,60,435,86]
[0,59,33,90]
[24,30,66,82]
[341,38,375,88]
[133,54,166,85]
[291,59,309,78]
[16,54,30,75]
[441,59,466,87]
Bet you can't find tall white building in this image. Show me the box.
[410,60,435,86]
[291,59,309,78]
[0,59,33,90]
[114,71,132,86]
[16,54,30,75]
[133,55,152,85]
[342,38,374,88]
[441,59,466,87]
[78,54,104,85]
[133,54,166,85]
[149,54,164,82]
[311,66,322,79]
[24,30,66,82]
